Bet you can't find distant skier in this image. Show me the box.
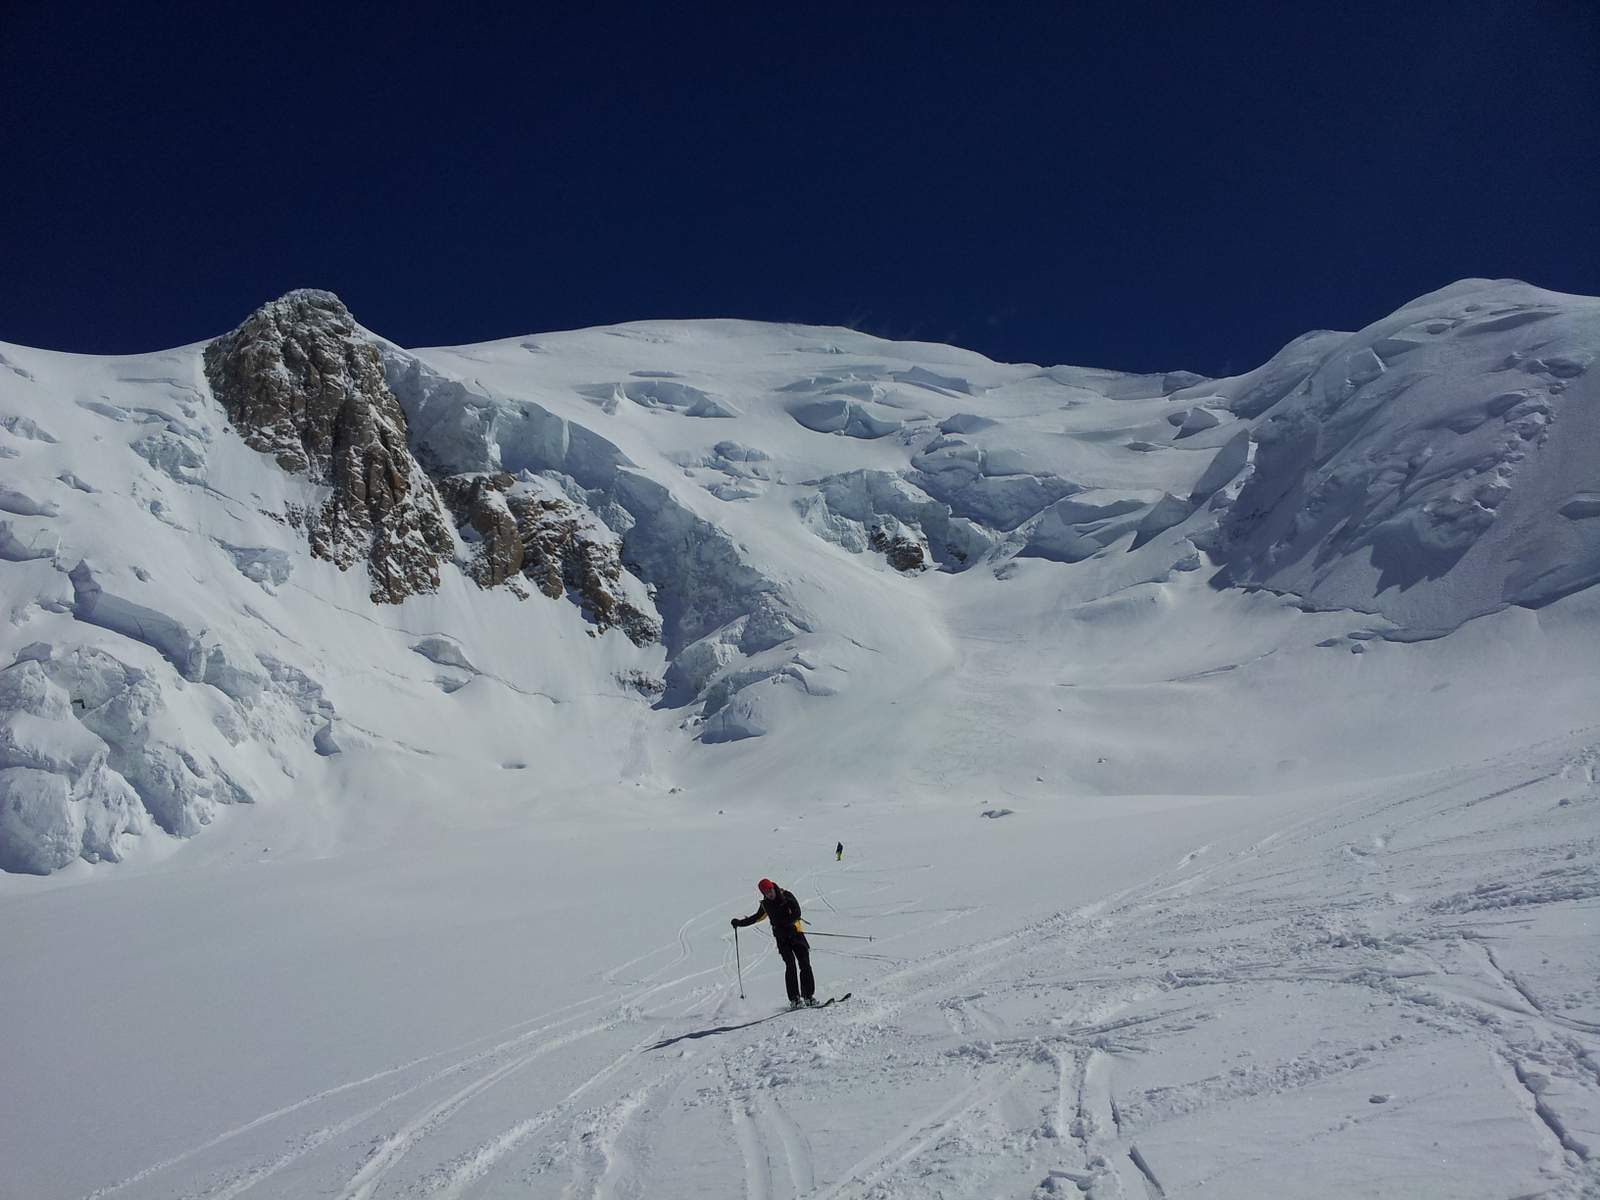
[835,841,844,861]
[732,878,816,1007]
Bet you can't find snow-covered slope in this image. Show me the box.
[1211,279,1600,632]
[1,280,1597,1199]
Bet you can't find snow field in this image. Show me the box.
[0,719,1594,1198]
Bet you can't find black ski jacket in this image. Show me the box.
[734,888,807,947]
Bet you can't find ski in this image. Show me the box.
[787,992,850,1012]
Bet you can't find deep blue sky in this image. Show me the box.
[3,2,1597,376]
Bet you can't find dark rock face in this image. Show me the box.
[207,291,664,642]
[437,473,526,587]
[204,291,455,602]
[869,524,927,571]
[439,473,661,646]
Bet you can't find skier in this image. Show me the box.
[835,841,844,861]
[732,878,816,1007]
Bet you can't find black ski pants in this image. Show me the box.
[777,940,814,1002]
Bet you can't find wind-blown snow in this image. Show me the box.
[0,280,1597,1198]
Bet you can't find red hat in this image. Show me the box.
[757,878,776,892]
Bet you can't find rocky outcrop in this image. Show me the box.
[438,473,661,646]
[384,351,784,659]
[204,293,663,638]
[204,290,454,602]
[867,518,928,571]
[437,473,526,587]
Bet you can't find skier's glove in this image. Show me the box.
[730,918,738,928]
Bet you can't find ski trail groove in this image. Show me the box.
[430,1032,659,1200]
[761,1094,815,1197]
[78,1052,441,1200]
[810,1064,1026,1200]
[1475,937,1600,1035]
[564,1087,649,1200]
[730,1094,773,1200]
[84,990,626,1200]
[335,1018,615,1200]
[1510,1058,1593,1162]
[608,892,739,986]
[1127,1145,1167,1198]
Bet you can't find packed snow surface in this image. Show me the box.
[1,279,1597,1198]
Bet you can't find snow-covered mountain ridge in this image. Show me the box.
[0,278,1596,875]
[3,279,1600,1200]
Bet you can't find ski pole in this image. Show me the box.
[734,926,745,998]
[802,931,873,941]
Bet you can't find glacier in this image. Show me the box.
[0,279,1596,1199]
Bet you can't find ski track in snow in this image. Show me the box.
[807,1063,1031,1200]
[80,934,724,1200]
[730,1090,772,1200]
[332,1016,624,1200]
[58,734,1600,1200]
